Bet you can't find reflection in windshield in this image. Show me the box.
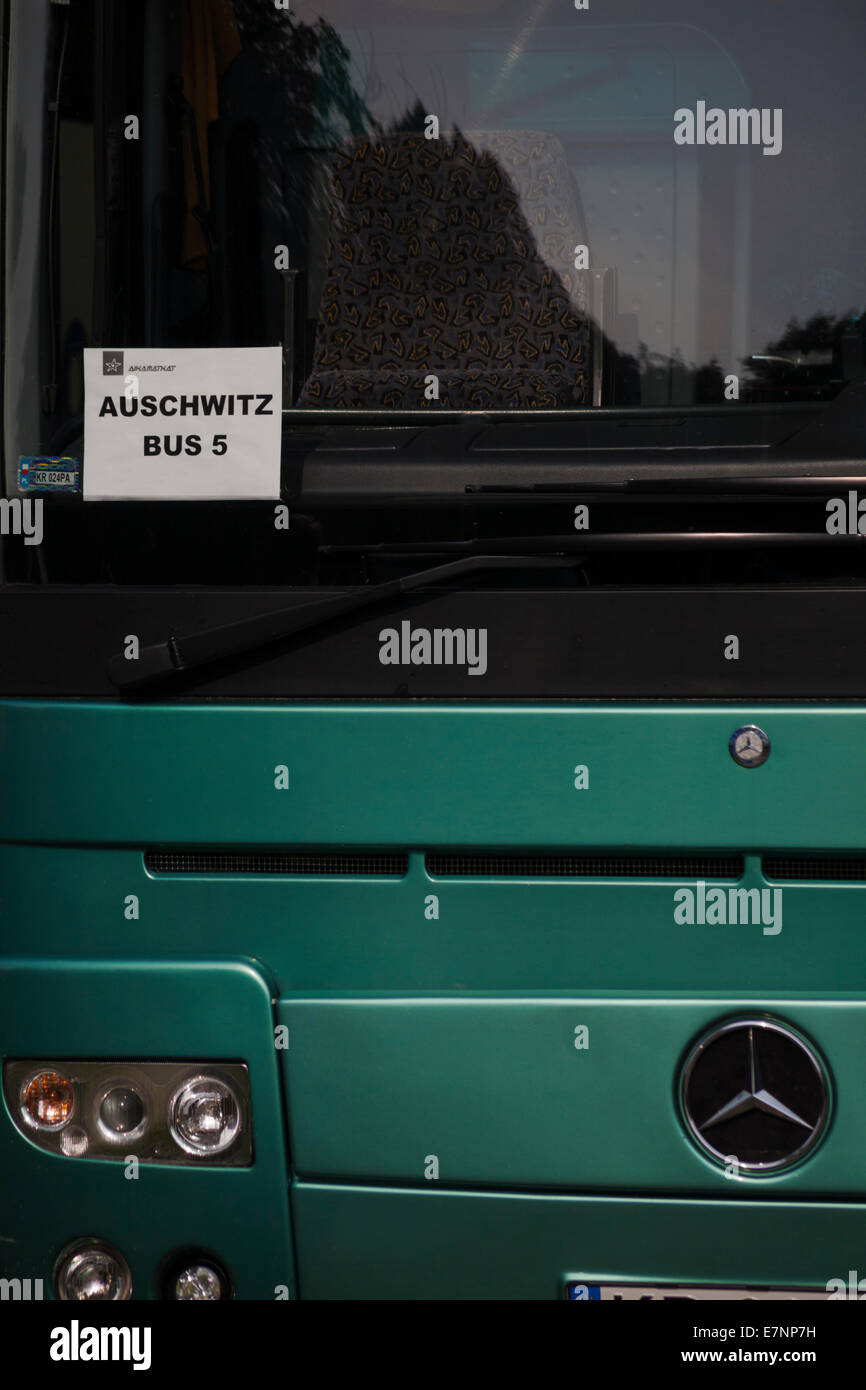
[297,128,592,410]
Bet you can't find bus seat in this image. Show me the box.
[296,130,591,409]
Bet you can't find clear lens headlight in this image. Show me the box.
[169,1076,241,1156]
[56,1241,132,1301]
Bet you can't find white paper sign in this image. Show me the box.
[83,347,283,499]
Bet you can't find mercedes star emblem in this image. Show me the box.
[679,1017,830,1172]
[729,725,770,768]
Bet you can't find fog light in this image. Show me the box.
[56,1241,132,1301]
[173,1262,225,1300]
[169,1076,241,1156]
[22,1070,74,1129]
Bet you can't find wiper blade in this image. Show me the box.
[325,531,866,555]
[108,554,571,691]
[471,474,866,495]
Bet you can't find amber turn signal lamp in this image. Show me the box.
[23,1070,74,1129]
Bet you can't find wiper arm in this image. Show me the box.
[108,554,571,691]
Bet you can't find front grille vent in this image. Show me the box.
[146,851,866,882]
[425,853,744,879]
[763,856,866,882]
[145,851,408,876]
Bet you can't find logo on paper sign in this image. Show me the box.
[103,351,124,375]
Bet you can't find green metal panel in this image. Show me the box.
[0,959,295,1299]
[276,995,864,1195]
[2,845,866,994]
[3,699,866,848]
[290,1183,866,1300]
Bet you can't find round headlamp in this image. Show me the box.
[56,1240,132,1301]
[172,1261,227,1300]
[169,1075,241,1157]
[97,1084,147,1141]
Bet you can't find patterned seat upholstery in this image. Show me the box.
[297,131,591,409]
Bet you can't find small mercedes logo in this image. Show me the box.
[679,1017,830,1172]
[729,725,770,768]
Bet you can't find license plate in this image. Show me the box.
[566,1283,828,1301]
[18,456,81,492]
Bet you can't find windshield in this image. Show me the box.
[3,0,866,586]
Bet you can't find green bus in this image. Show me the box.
[3,0,866,1304]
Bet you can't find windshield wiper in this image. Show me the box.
[107,554,572,691]
[325,531,865,555]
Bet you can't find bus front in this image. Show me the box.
[2,0,866,1306]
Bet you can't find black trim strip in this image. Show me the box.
[145,850,409,876]
[763,856,866,882]
[426,853,744,879]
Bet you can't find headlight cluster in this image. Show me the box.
[4,1060,251,1165]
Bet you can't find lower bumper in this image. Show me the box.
[291,1183,861,1300]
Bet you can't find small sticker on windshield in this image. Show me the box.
[18,457,81,493]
